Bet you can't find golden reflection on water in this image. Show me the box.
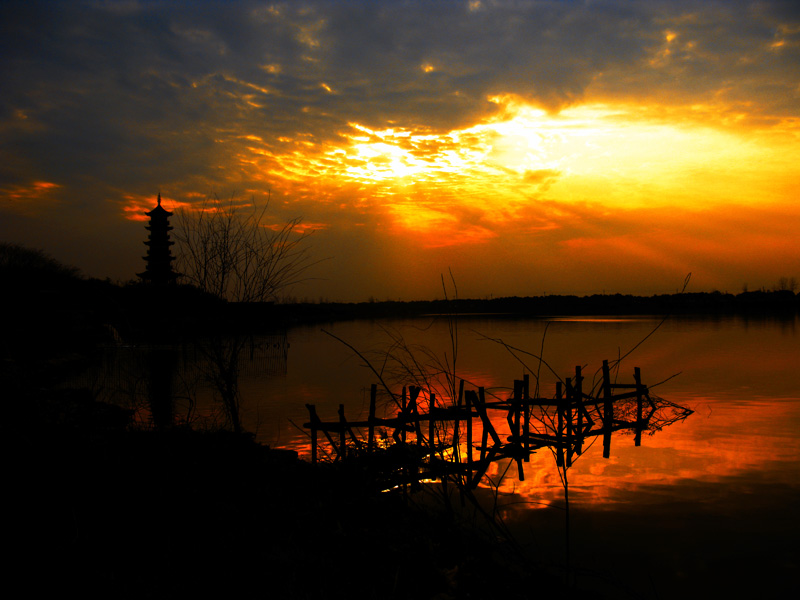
[227,316,800,598]
[247,315,800,513]
[476,392,800,510]
[74,314,800,523]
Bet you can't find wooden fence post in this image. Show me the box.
[512,379,525,479]
[453,379,464,464]
[556,381,564,467]
[476,386,502,448]
[574,366,583,457]
[429,392,436,463]
[511,380,522,443]
[409,386,424,441]
[634,367,643,447]
[523,374,531,462]
[602,360,613,459]
[565,374,573,468]
[466,387,473,476]
[478,388,489,463]
[401,386,408,443]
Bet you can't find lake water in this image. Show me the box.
[247,314,800,598]
[87,314,800,598]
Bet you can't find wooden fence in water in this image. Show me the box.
[304,359,691,491]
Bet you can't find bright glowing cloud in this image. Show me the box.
[255,96,799,248]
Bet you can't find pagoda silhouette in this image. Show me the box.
[138,193,178,285]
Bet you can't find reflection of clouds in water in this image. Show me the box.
[231,317,800,504]
[486,392,800,510]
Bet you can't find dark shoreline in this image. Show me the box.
[268,289,799,326]
[6,259,798,344]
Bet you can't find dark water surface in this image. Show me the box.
[246,315,799,598]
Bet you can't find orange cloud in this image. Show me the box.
[0,181,62,215]
[264,220,328,235]
[121,194,192,222]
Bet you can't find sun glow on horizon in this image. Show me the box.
[272,98,788,198]
[253,96,797,244]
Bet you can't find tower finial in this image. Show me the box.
[157,192,162,206]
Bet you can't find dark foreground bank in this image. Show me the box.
[5,389,575,600]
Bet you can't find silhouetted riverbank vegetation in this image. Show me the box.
[6,387,569,599]
[273,289,800,323]
[4,243,797,349]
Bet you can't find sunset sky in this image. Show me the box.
[2,0,799,301]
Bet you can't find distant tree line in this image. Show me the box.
[269,289,800,323]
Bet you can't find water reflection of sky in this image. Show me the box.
[82,315,795,595]
[236,315,800,597]
[485,392,800,511]
[242,316,800,511]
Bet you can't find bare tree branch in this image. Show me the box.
[173,193,319,302]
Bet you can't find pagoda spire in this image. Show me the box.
[137,193,178,285]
